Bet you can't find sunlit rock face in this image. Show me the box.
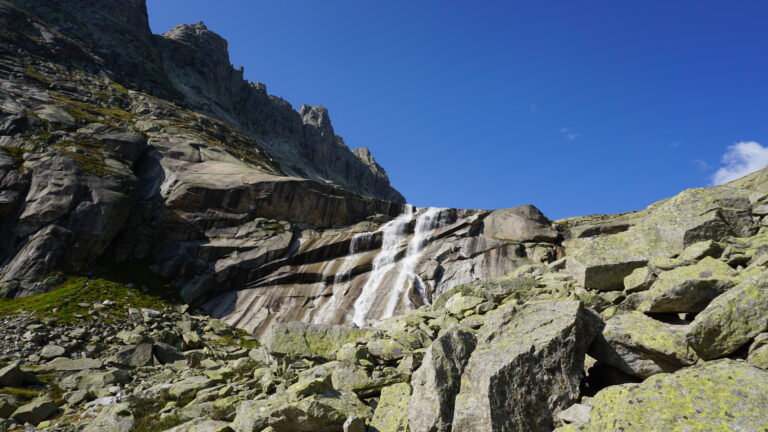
[203,206,561,337]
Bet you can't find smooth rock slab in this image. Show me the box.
[452,300,602,432]
[555,360,768,432]
[409,325,476,432]
[589,311,697,378]
[686,270,768,360]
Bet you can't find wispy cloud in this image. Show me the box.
[712,141,768,185]
[693,159,711,171]
[560,127,578,141]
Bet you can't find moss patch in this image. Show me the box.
[0,262,180,323]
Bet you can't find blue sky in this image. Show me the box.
[147,1,768,219]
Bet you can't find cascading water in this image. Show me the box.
[352,205,448,326]
[352,205,415,325]
[383,206,445,318]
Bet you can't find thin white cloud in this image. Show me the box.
[560,127,578,141]
[693,159,711,171]
[712,141,768,185]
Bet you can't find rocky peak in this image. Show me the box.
[300,104,335,138]
[353,147,388,179]
[163,22,231,70]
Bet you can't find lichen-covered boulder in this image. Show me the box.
[555,360,768,432]
[748,333,768,370]
[232,391,371,432]
[266,322,373,361]
[370,382,411,432]
[589,311,697,378]
[82,402,134,432]
[567,187,753,291]
[409,325,476,432]
[686,271,768,360]
[11,397,58,426]
[632,257,735,313]
[452,300,602,432]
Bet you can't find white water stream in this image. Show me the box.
[352,206,447,326]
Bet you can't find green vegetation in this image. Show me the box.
[0,262,180,323]
[25,67,51,86]
[130,392,186,432]
[0,387,40,400]
[1,146,27,164]
[52,95,133,125]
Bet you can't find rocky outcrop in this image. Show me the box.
[451,301,602,432]
[565,187,754,291]
[556,360,768,431]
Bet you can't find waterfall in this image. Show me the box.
[352,206,447,326]
[352,205,415,325]
[383,206,445,317]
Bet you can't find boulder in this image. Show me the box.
[266,322,373,361]
[82,402,134,432]
[40,344,66,359]
[11,397,58,426]
[481,205,558,242]
[555,360,768,431]
[232,391,371,432]
[589,311,697,379]
[567,187,753,291]
[112,343,154,367]
[409,325,476,432]
[366,338,408,362]
[622,267,655,294]
[369,383,411,432]
[163,418,232,432]
[153,342,185,364]
[452,300,602,432]
[169,376,214,400]
[0,394,19,418]
[0,361,23,387]
[41,357,103,372]
[632,257,735,313]
[686,271,768,360]
[748,334,768,370]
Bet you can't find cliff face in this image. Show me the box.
[0,0,405,298]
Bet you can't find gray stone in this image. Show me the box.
[169,376,214,400]
[82,402,134,432]
[482,205,558,242]
[555,360,768,432]
[153,342,184,364]
[40,344,66,359]
[0,362,23,387]
[589,311,697,379]
[266,322,373,361]
[112,343,153,367]
[452,300,602,432]
[409,325,476,432]
[686,270,768,360]
[556,403,592,426]
[11,397,58,426]
[631,257,735,313]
